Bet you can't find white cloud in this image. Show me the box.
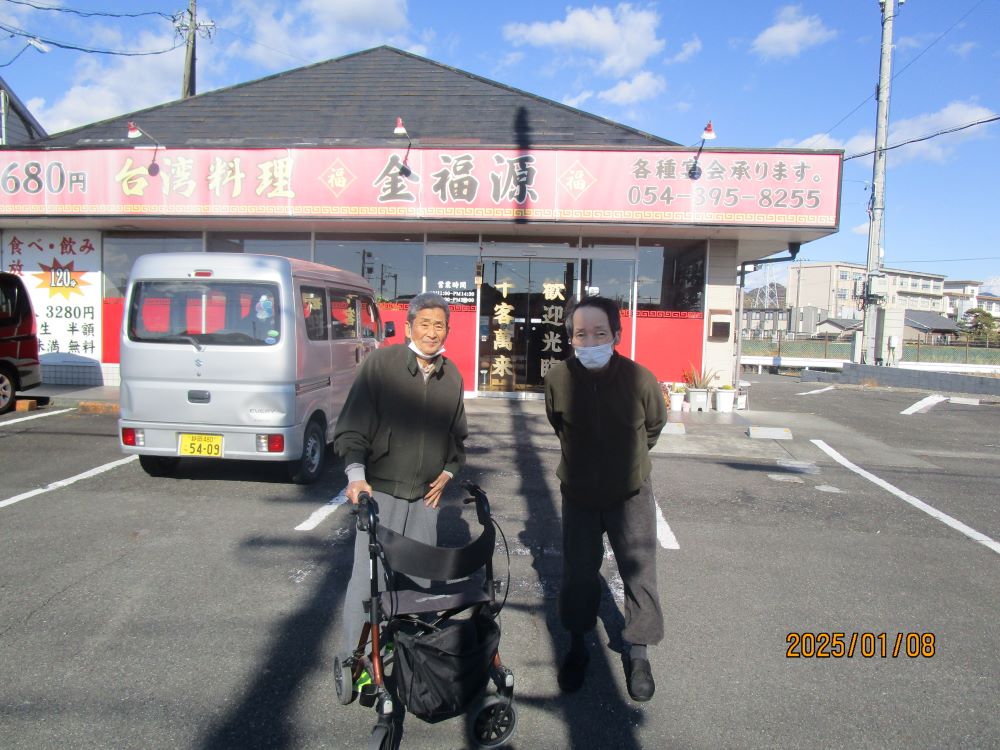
[751,5,836,60]
[22,0,423,133]
[667,36,702,64]
[776,100,996,166]
[503,4,665,77]
[981,276,1000,294]
[563,90,594,108]
[949,41,977,58]
[851,222,869,235]
[597,71,665,105]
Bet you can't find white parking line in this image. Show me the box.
[0,408,75,427]
[900,394,948,415]
[797,386,834,395]
[811,439,1000,556]
[295,489,349,530]
[0,455,138,510]
[655,498,679,550]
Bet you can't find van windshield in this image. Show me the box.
[128,281,281,347]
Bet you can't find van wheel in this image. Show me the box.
[0,366,16,415]
[289,420,325,484]
[139,455,179,477]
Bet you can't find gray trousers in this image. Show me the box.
[559,478,664,646]
[340,490,438,657]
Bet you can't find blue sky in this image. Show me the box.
[2,1,998,290]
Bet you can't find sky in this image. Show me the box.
[2,0,999,291]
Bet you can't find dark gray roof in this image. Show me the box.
[0,74,48,143]
[818,317,863,330]
[904,309,959,333]
[31,46,678,150]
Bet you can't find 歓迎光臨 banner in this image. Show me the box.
[0,147,841,228]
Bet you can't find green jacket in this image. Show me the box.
[334,344,468,501]
[544,352,667,508]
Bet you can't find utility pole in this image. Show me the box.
[181,0,197,99]
[176,0,214,99]
[860,0,900,363]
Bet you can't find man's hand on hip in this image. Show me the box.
[423,471,451,509]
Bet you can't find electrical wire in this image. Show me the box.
[844,114,1000,160]
[0,42,31,68]
[3,0,174,20]
[0,19,184,57]
[823,0,993,137]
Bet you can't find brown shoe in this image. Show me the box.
[626,657,655,702]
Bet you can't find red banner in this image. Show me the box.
[0,147,841,228]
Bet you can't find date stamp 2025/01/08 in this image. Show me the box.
[786,632,936,659]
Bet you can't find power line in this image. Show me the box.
[844,114,1000,160]
[0,19,184,57]
[823,0,992,136]
[2,0,174,20]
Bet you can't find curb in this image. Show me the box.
[77,401,120,416]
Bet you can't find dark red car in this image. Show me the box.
[0,272,41,414]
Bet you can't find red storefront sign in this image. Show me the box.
[0,147,841,228]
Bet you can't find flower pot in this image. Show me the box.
[687,388,709,412]
[669,392,685,411]
[714,388,735,413]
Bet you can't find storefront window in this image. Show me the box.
[103,232,203,298]
[426,256,477,306]
[580,240,636,310]
[637,241,705,313]
[206,232,310,260]
[315,235,422,302]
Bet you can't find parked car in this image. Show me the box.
[0,272,42,414]
[118,253,392,483]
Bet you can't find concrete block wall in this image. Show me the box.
[802,363,1000,396]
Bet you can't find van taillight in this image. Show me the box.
[122,427,138,446]
[256,434,284,453]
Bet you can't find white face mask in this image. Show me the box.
[408,340,445,360]
[575,342,614,370]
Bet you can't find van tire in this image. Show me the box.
[139,455,180,477]
[0,366,16,415]
[289,420,326,484]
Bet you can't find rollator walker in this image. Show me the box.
[335,482,516,749]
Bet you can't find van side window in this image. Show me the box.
[0,277,18,323]
[359,296,381,339]
[329,291,358,340]
[301,286,328,341]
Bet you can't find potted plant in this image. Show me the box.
[668,383,686,412]
[683,365,716,412]
[714,383,736,412]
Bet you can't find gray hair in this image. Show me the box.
[407,292,450,326]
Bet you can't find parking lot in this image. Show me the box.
[1,375,998,749]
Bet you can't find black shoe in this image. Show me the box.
[557,645,590,693]
[626,657,655,702]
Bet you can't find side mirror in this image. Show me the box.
[384,321,396,338]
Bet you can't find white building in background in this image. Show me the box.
[786,261,946,320]
[943,280,982,319]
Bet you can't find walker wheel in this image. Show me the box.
[469,695,517,748]
[334,655,356,706]
[368,720,396,750]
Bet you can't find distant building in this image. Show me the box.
[787,261,946,320]
[976,291,1000,317]
[943,279,982,319]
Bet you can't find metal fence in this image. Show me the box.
[741,333,1000,365]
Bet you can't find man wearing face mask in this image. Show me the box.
[543,295,667,702]
[334,292,468,666]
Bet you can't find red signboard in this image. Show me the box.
[0,147,841,228]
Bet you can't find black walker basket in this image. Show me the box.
[335,482,515,750]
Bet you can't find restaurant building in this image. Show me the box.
[0,46,842,396]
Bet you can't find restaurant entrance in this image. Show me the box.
[478,258,575,393]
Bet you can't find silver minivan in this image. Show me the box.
[118,253,391,482]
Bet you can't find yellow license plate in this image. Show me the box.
[178,433,223,457]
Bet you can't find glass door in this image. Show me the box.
[479,258,574,392]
